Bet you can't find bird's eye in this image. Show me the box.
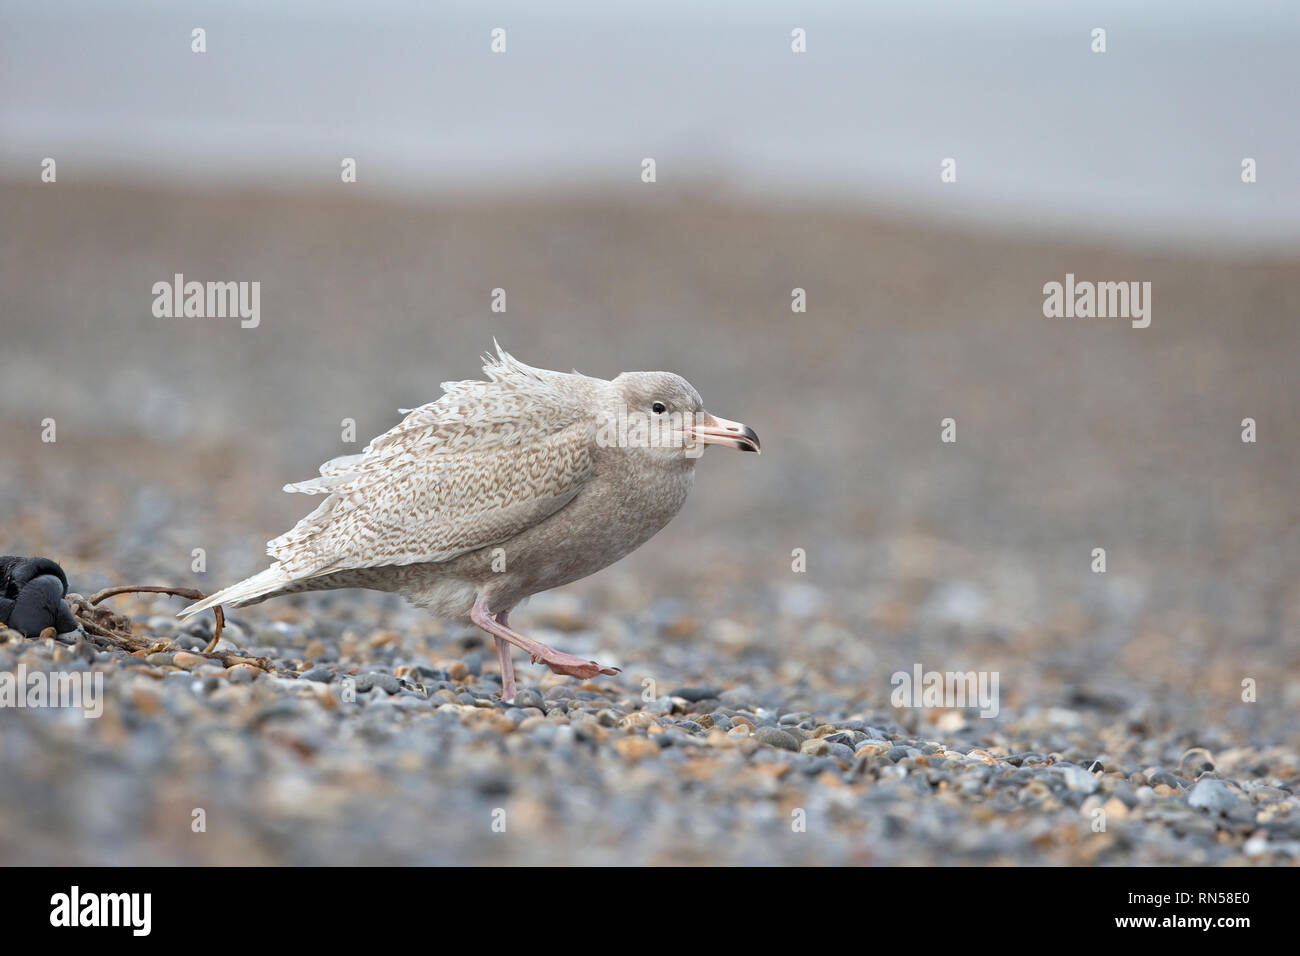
[652,401,666,414]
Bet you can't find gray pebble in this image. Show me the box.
[1149,769,1188,790]
[754,727,800,751]
[708,712,734,732]
[1058,765,1100,794]
[513,689,544,709]
[718,687,757,710]
[825,742,855,762]
[369,672,401,695]
[1187,778,1241,813]
[672,686,722,702]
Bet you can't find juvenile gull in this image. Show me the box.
[180,344,759,700]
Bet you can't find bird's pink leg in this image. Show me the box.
[471,597,620,682]
[492,624,517,703]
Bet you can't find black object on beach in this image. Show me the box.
[0,555,78,637]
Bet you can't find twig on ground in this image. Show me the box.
[75,585,280,672]
[88,585,225,652]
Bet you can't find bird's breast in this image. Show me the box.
[474,457,696,604]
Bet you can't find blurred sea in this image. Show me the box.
[2,0,1299,250]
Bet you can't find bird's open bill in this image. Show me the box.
[690,413,761,453]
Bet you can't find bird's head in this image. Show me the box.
[604,371,760,461]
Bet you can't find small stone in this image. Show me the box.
[824,742,855,762]
[781,726,809,744]
[614,737,660,763]
[1249,786,1288,804]
[753,727,799,752]
[131,688,164,715]
[228,663,260,684]
[671,686,722,702]
[1148,769,1187,790]
[1243,831,1271,857]
[300,666,334,683]
[513,688,545,709]
[369,672,401,695]
[824,731,862,748]
[436,659,469,680]
[619,711,658,731]
[1102,797,1130,821]
[171,651,207,670]
[718,686,756,710]
[707,712,734,732]
[935,711,966,732]
[1059,766,1100,794]
[1187,778,1241,813]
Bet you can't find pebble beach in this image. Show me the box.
[2,590,1296,866]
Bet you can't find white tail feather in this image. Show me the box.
[177,567,293,619]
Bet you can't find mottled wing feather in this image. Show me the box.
[267,346,598,578]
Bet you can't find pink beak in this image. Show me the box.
[690,412,761,453]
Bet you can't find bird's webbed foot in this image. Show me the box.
[526,647,620,679]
